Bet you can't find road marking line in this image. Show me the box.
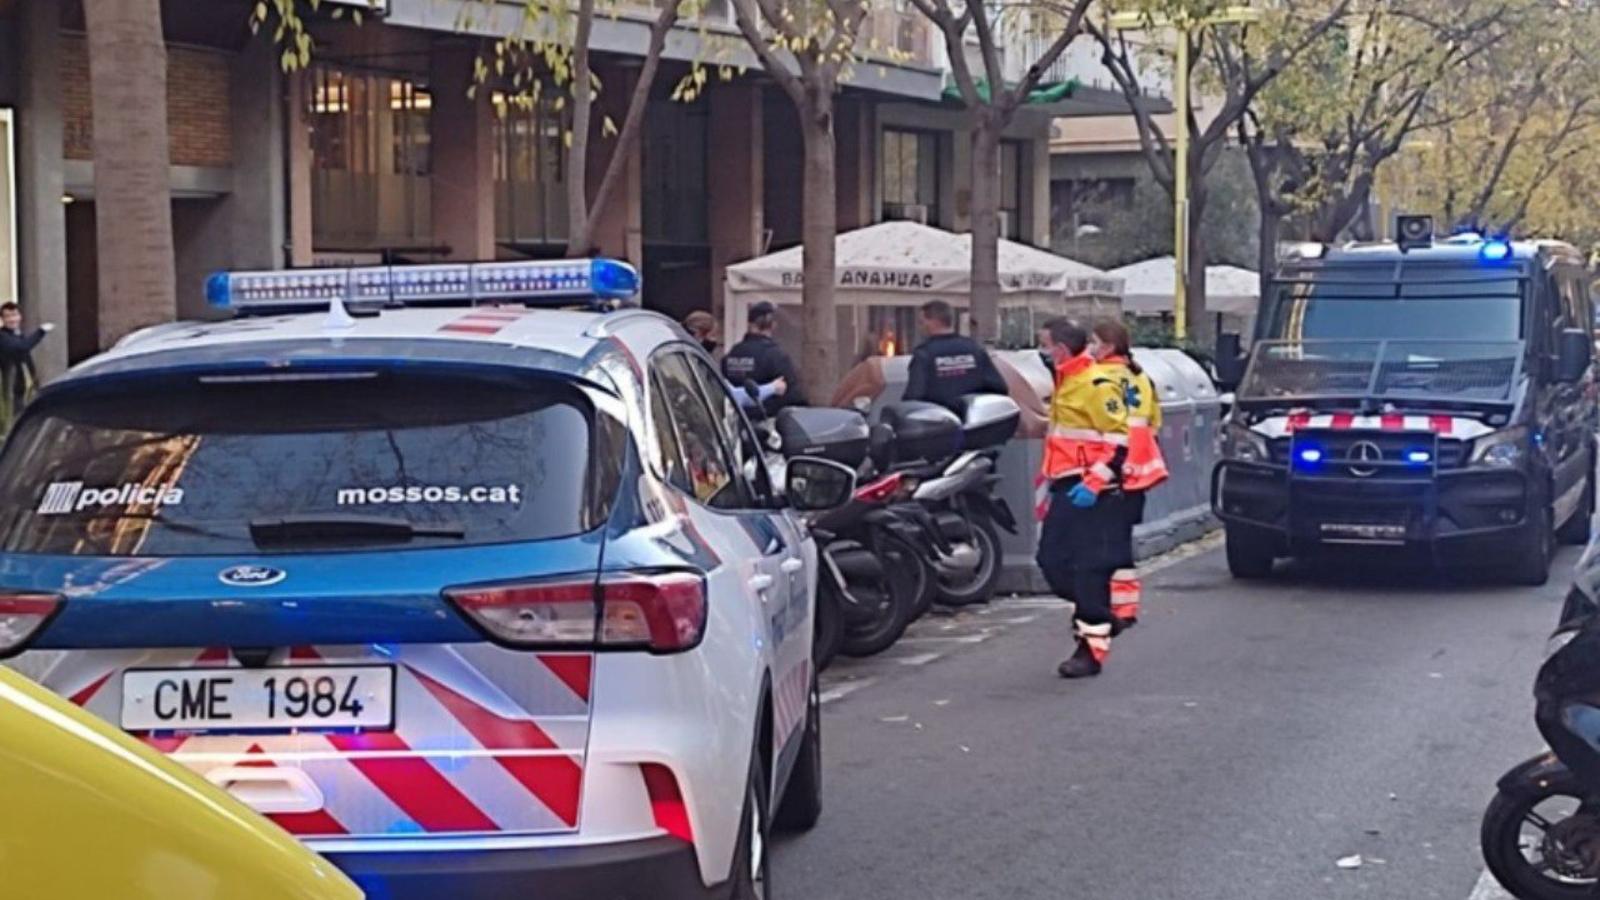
[820,678,876,705]
[896,634,992,646]
[896,652,942,666]
[1467,869,1509,900]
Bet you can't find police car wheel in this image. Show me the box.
[729,732,772,900]
[814,580,844,673]
[774,675,823,833]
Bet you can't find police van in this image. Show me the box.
[1213,219,1597,584]
[0,259,856,898]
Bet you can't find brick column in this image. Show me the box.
[429,46,496,260]
[708,82,762,317]
[16,0,69,377]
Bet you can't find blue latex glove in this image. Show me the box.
[1068,483,1098,508]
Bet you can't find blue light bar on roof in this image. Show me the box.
[1480,239,1512,262]
[206,259,641,314]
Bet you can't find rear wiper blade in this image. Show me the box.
[248,514,466,545]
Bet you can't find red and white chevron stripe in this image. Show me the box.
[58,644,591,838]
[1251,412,1493,440]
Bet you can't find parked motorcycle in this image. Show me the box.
[1481,550,1600,898]
[769,407,927,666]
[872,396,1021,610]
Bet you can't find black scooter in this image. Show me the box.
[1482,568,1600,898]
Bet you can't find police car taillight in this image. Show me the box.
[0,593,62,658]
[446,572,706,654]
[599,573,707,653]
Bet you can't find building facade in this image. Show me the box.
[0,0,1133,381]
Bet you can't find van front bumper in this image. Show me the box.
[325,836,717,900]
[1212,461,1532,555]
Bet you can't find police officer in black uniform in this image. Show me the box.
[722,300,807,416]
[903,300,1008,413]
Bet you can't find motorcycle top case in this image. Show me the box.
[776,406,871,467]
[878,401,964,464]
[955,394,1021,450]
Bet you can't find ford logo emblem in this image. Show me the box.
[218,565,286,588]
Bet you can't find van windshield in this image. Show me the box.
[0,372,620,556]
[1264,286,1523,342]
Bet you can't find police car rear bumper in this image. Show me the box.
[324,836,716,900]
[1212,461,1532,552]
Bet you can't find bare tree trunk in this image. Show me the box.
[565,0,597,257]
[969,112,1002,343]
[1257,210,1279,307]
[84,0,175,347]
[800,106,839,399]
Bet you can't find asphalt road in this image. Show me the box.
[775,540,1580,900]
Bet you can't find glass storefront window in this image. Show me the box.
[1000,140,1023,242]
[494,93,569,248]
[308,64,433,252]
[881,129,940,224]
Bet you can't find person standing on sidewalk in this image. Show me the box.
[722,300,808,415]
[1036,318,1132,679]
[1089,319,1169,631]
[0,303,53,433]
[903,300,1009,414]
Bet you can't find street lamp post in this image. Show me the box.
[1106,5,1261,342]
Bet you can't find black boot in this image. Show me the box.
[1110,616,1137,637]
[1056,640,1103,679]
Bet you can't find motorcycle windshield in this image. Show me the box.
[1237,339,1523,407]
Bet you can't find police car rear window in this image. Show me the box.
[0,373,617,556]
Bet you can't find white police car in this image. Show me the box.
[0,259,855,898]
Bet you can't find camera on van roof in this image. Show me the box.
[1396,214,1435,251]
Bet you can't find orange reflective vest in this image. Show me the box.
[1099,355,1169,492]
[1040,354,1129,492]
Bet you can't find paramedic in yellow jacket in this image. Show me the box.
[1090,319,1170,630]
[1036,318,1133,679]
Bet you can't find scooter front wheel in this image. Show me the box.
[1481,785,1600,899]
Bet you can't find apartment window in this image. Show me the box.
[307,65,433,252]
[881,129,940,224]
[495,94,570,247]
[1000,141,1024,241]
[643,103,709,245]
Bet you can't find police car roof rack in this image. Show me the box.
[205,258,641,318]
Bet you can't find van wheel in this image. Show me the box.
[1225,528,1275,580]
[773,675,822,833]
[728,732,771,900]
[1558,466,1595,546]
[1510,509,1553,586]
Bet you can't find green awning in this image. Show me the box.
[941,77,1081,106]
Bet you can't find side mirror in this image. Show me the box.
[1214,332,1246,389]
[1558,328,1592,383]
[785,456,857,512]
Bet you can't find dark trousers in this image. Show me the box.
[1036,482,1132,626]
